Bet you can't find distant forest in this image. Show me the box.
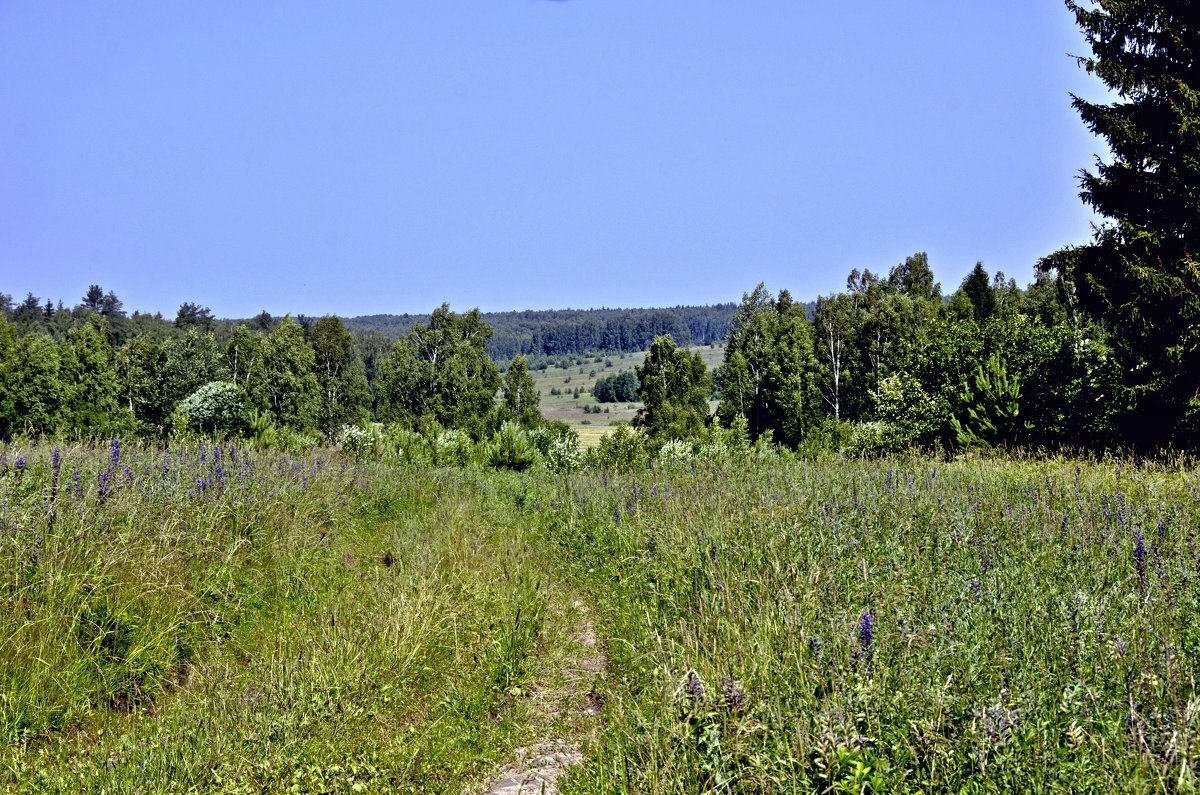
[341,304,743,360]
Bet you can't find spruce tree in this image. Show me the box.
[1063,0,1200,445]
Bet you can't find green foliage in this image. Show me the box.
[958,261,998,321]
[59,316,123,435]
[245,317,320,431]
[634,335,711,441]
[1055,0,1200,447]
[157,330,227,425]
[591,371,639,403]
[0,328,65,437]
[378,304,501,436]
[717,285,820,447]
[500,355,541,427]
[872,371,948,452]
[311,316,370,438]
[950,354,1026,448]
[484,422,541,471]
[587,424,647,470]
[176,381,251,437]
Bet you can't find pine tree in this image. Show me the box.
[1061,0,1200,445]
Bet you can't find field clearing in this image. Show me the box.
[6,442,1200,792]
[528,344,724,447]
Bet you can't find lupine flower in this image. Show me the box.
[683,668,705,704]
[110,438,121,466]
[14,456,25,471]
[613,504,620,526]
[1115,637,1129,656]
[1133,528,1147,591]
[71,470,83,498]
[721,674,747,714]
[858,609,876,657]
[970,577,982,599]
[98,470,111,503]
[51,447,61,493]
[1158,518,1167,540]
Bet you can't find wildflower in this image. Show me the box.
[683,668,705,705]
[970,577,982,599]
[110,438,121,466]
[1133,528,1147,591]
[1158,517,1167,540]
[14,456,25,472]
[71,470,83,498]
[858,609,876,657]
[98,469,111,503]
[1115,637,1129,656]
[613,504,620,526]
[721,674,747,714]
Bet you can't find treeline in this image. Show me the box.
[344,304,740,360]
[0,287,548,445]
[697,253,1118,454]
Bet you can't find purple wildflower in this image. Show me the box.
[858,609,876,656]
[98,470,111,503]
[1158,518,1167,540]
[613,504,620,526]
[71,470,83,498]
[970,577,982,599]
[720,674,747,714]
[683,668,705,704]
[14,456,25,472]
[1133,528,1147,592]
[110,438,121,466]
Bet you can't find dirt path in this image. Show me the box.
[478,599,605,795]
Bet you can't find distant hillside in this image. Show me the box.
[343,304,742,360]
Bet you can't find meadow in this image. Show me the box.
[527,345,724,447]
[3,438,1200,793]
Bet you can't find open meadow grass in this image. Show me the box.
[528,346,724,447]
[4,440,1200,793]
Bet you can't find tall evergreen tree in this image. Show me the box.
[1056,0,1200,445]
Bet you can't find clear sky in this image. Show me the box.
[1,2,1108,318]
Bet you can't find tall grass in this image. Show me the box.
[526,454,1200,793]
[0,440,554,793]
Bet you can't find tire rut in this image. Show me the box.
[477,599,604,795]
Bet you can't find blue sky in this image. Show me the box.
[1,2,1107,318]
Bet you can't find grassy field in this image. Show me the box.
[528,345,725,447]
[5,441,1200,792]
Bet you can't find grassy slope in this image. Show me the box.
[0,443,572,793]
[529,345,724,448]
[7,443,1200,793]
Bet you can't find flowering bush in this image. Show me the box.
[546,433,582,474]
[176,382,250,437]
[336,424,374,459]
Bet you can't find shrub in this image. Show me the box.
[337,424,375,459]
[587,424,646,471]
[546,433,582,474]
[485,422,540,471]
[176,382,249,437]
